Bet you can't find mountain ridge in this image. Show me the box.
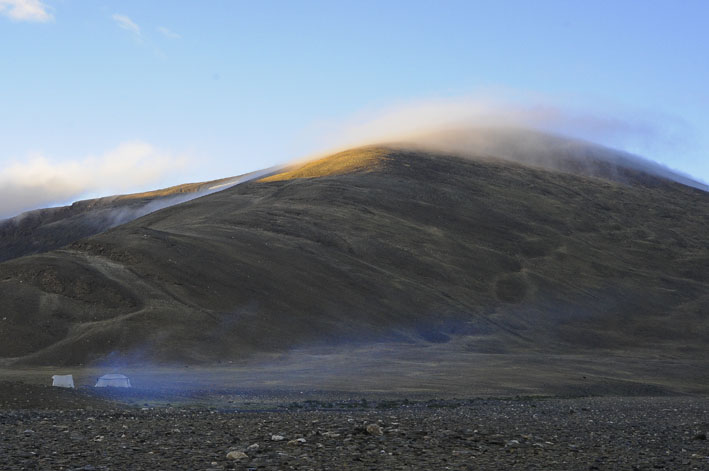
[0,166,288,263]
[1,144,708,366]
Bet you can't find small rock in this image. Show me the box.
[486,434,505,445]
[287,438,306,446]
[271,434,285,441]
[321,431,341,438]
[226,451,249,460]
[246,443,260,451]
[366,424,383,436]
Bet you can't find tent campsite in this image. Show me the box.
[51,374,75,388]
[95,374,132,388]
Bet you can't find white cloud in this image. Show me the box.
[318,97,663,154]
[157,26,180,39]
[0,0,52,22]
[0,141,189,219]
[302,96,705,190]
[305,95,692,170]
[112,13,140,37]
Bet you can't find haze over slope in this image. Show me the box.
[399,127,708,191]
[3,127,704,267]
[0,167,282,263]
[0,137,707,366]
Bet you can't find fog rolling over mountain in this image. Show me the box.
[0,133,708,370]
[1,128,705,268]
[395,127,709,191]
[0,166,283,263]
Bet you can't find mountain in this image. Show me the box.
[1,142,708,367]
[0,166,284,263]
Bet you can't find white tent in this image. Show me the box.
[51,374,75,388]
[94,374,131,388]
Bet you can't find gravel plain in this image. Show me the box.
[1,384,708,471]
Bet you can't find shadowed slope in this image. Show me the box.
[0,169,290,263]
[0,146,708,366]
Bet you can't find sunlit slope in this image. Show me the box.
[1,146,708,365]
[260,147,389,181]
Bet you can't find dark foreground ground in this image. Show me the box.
[1,389,708,471]
[1,353,708,470]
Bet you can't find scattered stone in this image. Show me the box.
[487,434,505,445]
[366,424,383,436]
[226,451,249,460]
[1,396,707,470]
[271,434,285,441]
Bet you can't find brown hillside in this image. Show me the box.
[0,177,238,263]
[0,146,708,366]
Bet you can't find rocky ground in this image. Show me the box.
[1,392,709,470]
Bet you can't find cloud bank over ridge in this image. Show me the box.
[0,141,189,219]
[310,97,705,190]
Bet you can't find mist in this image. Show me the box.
[3,100,705,223]
[0,141,189,220]
[99,166,283,229]
[311,99,708,191]
[2,165,283,231]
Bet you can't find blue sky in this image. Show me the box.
[1,0,708,217]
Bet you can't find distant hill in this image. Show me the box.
[0,177,239,263]
[0,141,708,366]
[0,166,285,263]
